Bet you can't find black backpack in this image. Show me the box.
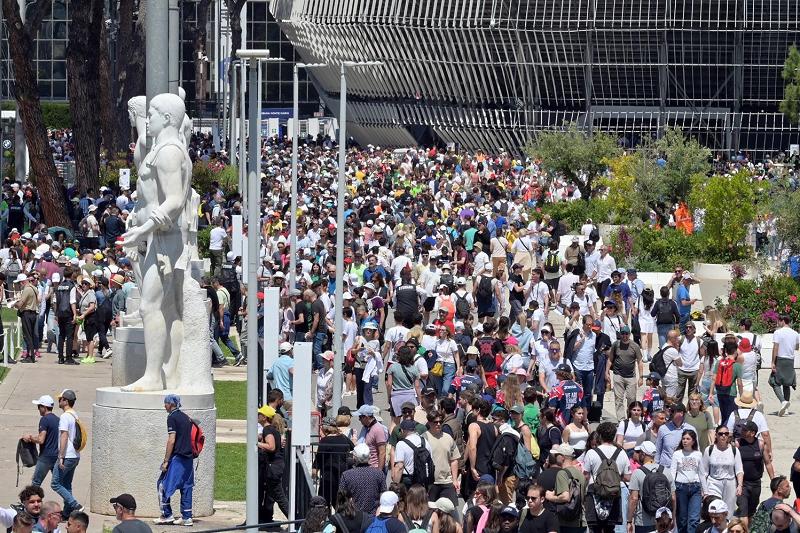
[589,226,600,243]
[641,465,672,515]
[575,252,586,275]
[655,299,675,325]
[649,346,670,377]
[16,438,38,487]
[732,409,756,440]
[555,469,583,521]
[544,251,560,273]
[402,437,435,486]
[490,432,519,472]
[454,293,471,319]
[476,275,493,300]
[440,272,455,293]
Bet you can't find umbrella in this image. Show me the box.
[47,226,74,240]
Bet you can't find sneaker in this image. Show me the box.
[80,356,96,365]
[35,351,41,359]
[153,516,178,525]
[58,359,65,365]
[73,505,84,514]
[20,358,35,363]
[779,401,791,416]
[65,358,80,365]
[174,518,193,527]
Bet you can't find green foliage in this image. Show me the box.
[192,161,238,195]
[609,225,750,272]
[773,189,800,253]
[0,101,14,111]
[781,45,800,124]
[537,199,611,233]
[721,275,800,333]
[689,169,757,252]
[42,102,71,129]
[99,153,138,189]
[597,154,643,222]
[215,443,246,501]
[197,226,211,259]
[632,127,711,210]
[524,123,621,198]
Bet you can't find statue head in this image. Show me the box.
[146,93,186,138]
[127,96,146,127]
[178,86,186,101]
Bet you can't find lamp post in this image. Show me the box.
[235,48,269,533]
[332,60,383,412]
[289,62,327,291]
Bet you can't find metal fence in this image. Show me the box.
[2,317,21,366]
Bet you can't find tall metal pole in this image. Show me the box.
[230,64,238,172]
[332,64,347,412]
[289,65,299,291]
[239,61,247,201]
[168,0,180,94]
[145,0,169,102]
[244,53,263,533]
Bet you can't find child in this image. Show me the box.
[642,371,665,422]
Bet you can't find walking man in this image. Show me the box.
[606,325,643,421]
[155,394,194,526]
[52,390,83,517]
[23,395,59,487]
[771,315,799,416]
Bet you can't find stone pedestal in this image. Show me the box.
[90,387,216,517]
[111,326,146,386]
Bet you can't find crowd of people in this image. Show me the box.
[4,134,800,533]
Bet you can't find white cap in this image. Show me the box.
[353,443,370,462]
[639,441,657,456]
[15,273,27,283]
[279,342,293,353]
[377,491,399,514]
[273,271,285,279]
[51,273,61,283]
[32,395,55,407]
[226,251,237,261]
[708,500,729,515]
[342,292,354,300]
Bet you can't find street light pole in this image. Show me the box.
[331,60,382,412]
[236,48,270,533]
[290,62,326,291]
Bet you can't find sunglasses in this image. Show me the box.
[717,432,730,437]
[550,348,560,352]
[526,495,540,501]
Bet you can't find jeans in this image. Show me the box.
[656,324,673,347]
[32,455,56,487]
[312,331,327,370]
[35,312,46,349]
[217,312,240,356]
[51,457,80,512]
[676,482,702,533]
[57,316,76,361]
[158,455,194,519]
[718,393,736,426]
[575,368,595,406]
[440,362,456,399]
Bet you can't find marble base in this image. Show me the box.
[111,326,146,386]
[90,387,216,517]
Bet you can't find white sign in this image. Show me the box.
[1,140,11,150]
[119,168,131,190]
[291,342,313,446]
[791,144,799,156]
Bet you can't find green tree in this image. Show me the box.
[689,169,756,252]
[598,154,641,221]
[632,127,711,218]
[780,45,800,124]
[524,123,621,200]
[774,189,800,252]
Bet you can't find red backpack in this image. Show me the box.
[715,357,735,388]
[190,419,205,458]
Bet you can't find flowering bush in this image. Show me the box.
[720,275,800,332]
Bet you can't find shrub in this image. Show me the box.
[44,102,71,128]
[720,275,800,333]
[193,162,238,195]
[197,226,211,259]
[99,153,138,189]
[538,200,612,233]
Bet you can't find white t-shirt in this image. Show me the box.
[384,325,410,365]
[435,338,459,364]
[582,443,630,484]
[616,419,645,445]
[209,227,227,251]
[394,433,432,475]
[595,255,617,283]
[724,408,769,437]
[679,336,702,372]
[662,345,681,382]
[773,326,799,360]
[59,410,80,459]
[526,281,550,308]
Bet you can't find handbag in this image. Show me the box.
[430,361,444,377]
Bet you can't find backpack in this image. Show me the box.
[732,409,756,440]
[544,251,560,273]
[402,437,434,486]
[365,517,389,533]
[79,216,90,234]
[513,437,539,480]
[593,448,622,500]
[440,272,455,293]
[749,502,772,533]
[16,438,38,487]
[589,226,600,243]
[715,357,735,388]
[66,411,88,452]
[191,418,206,458]
[641,465,673,516]
[475,505,491,533]
[648,347,670,377]
[55,280,76,318]
[4,260,20,281]
[555,469,583,521]
[476,275,493,300]
[655,299,676,324]
[454,293,471,319]
[575,251,586,275]
[752,334,763,370]
[490,432,519,472]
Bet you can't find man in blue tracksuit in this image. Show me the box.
[155,394,195,526]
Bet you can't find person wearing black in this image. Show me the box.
[102,207,126,246]
[54,267,78,365]
[519,483,559,533]
[257,405,289,527]
[509,263,527,320]
[327,489,372,533]
[650,286,680,348]
[24,395,60,487]
[313,417,354,507]
[155,394,194,526]
[465,399,497,498]
[536,446,565,514]
[292,289,309,342]
[736,420,774,526]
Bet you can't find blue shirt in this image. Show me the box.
[38,412,60,458]
[676,284,691,316]
[548,380,584,426]
[655,421,696,467]
[271,354,294,400]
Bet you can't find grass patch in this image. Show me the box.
[0,366,8,383]
[215,443,246,501]
[1,308,17,323]
[215,380,246,420]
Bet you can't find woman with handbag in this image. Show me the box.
[434,324,461,398]
[386,346,420,427]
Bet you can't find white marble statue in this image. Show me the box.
[121,93,196,392]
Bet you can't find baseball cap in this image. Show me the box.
[467,346,480,355]
[428,497,456,515]
[552,443,574,457]
[556,363,572,373]
[321,351,334,361]
[639,441,657,456]
[354,405,375,417]
[401,401,416,412]
[258,405,276,418]
[353,443,370,462]
[279,342,293,353]
[57,389,77,402]
[619,325,631,334]
[377,491,400,514]
[571,236,579,242]
[499,506,519,518]
[591,320,602,331]
[422,386,437,396]
[510,404,525,414]
[15,273,27,283]
[708,500,728,515]
[647,372,662,381]
[32,395,55,407]
[655,507,672,520]
[400,419,417,431]
[110,494,137,510]
[478,474,495,484]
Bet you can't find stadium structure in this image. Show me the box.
[271,0,800,156]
